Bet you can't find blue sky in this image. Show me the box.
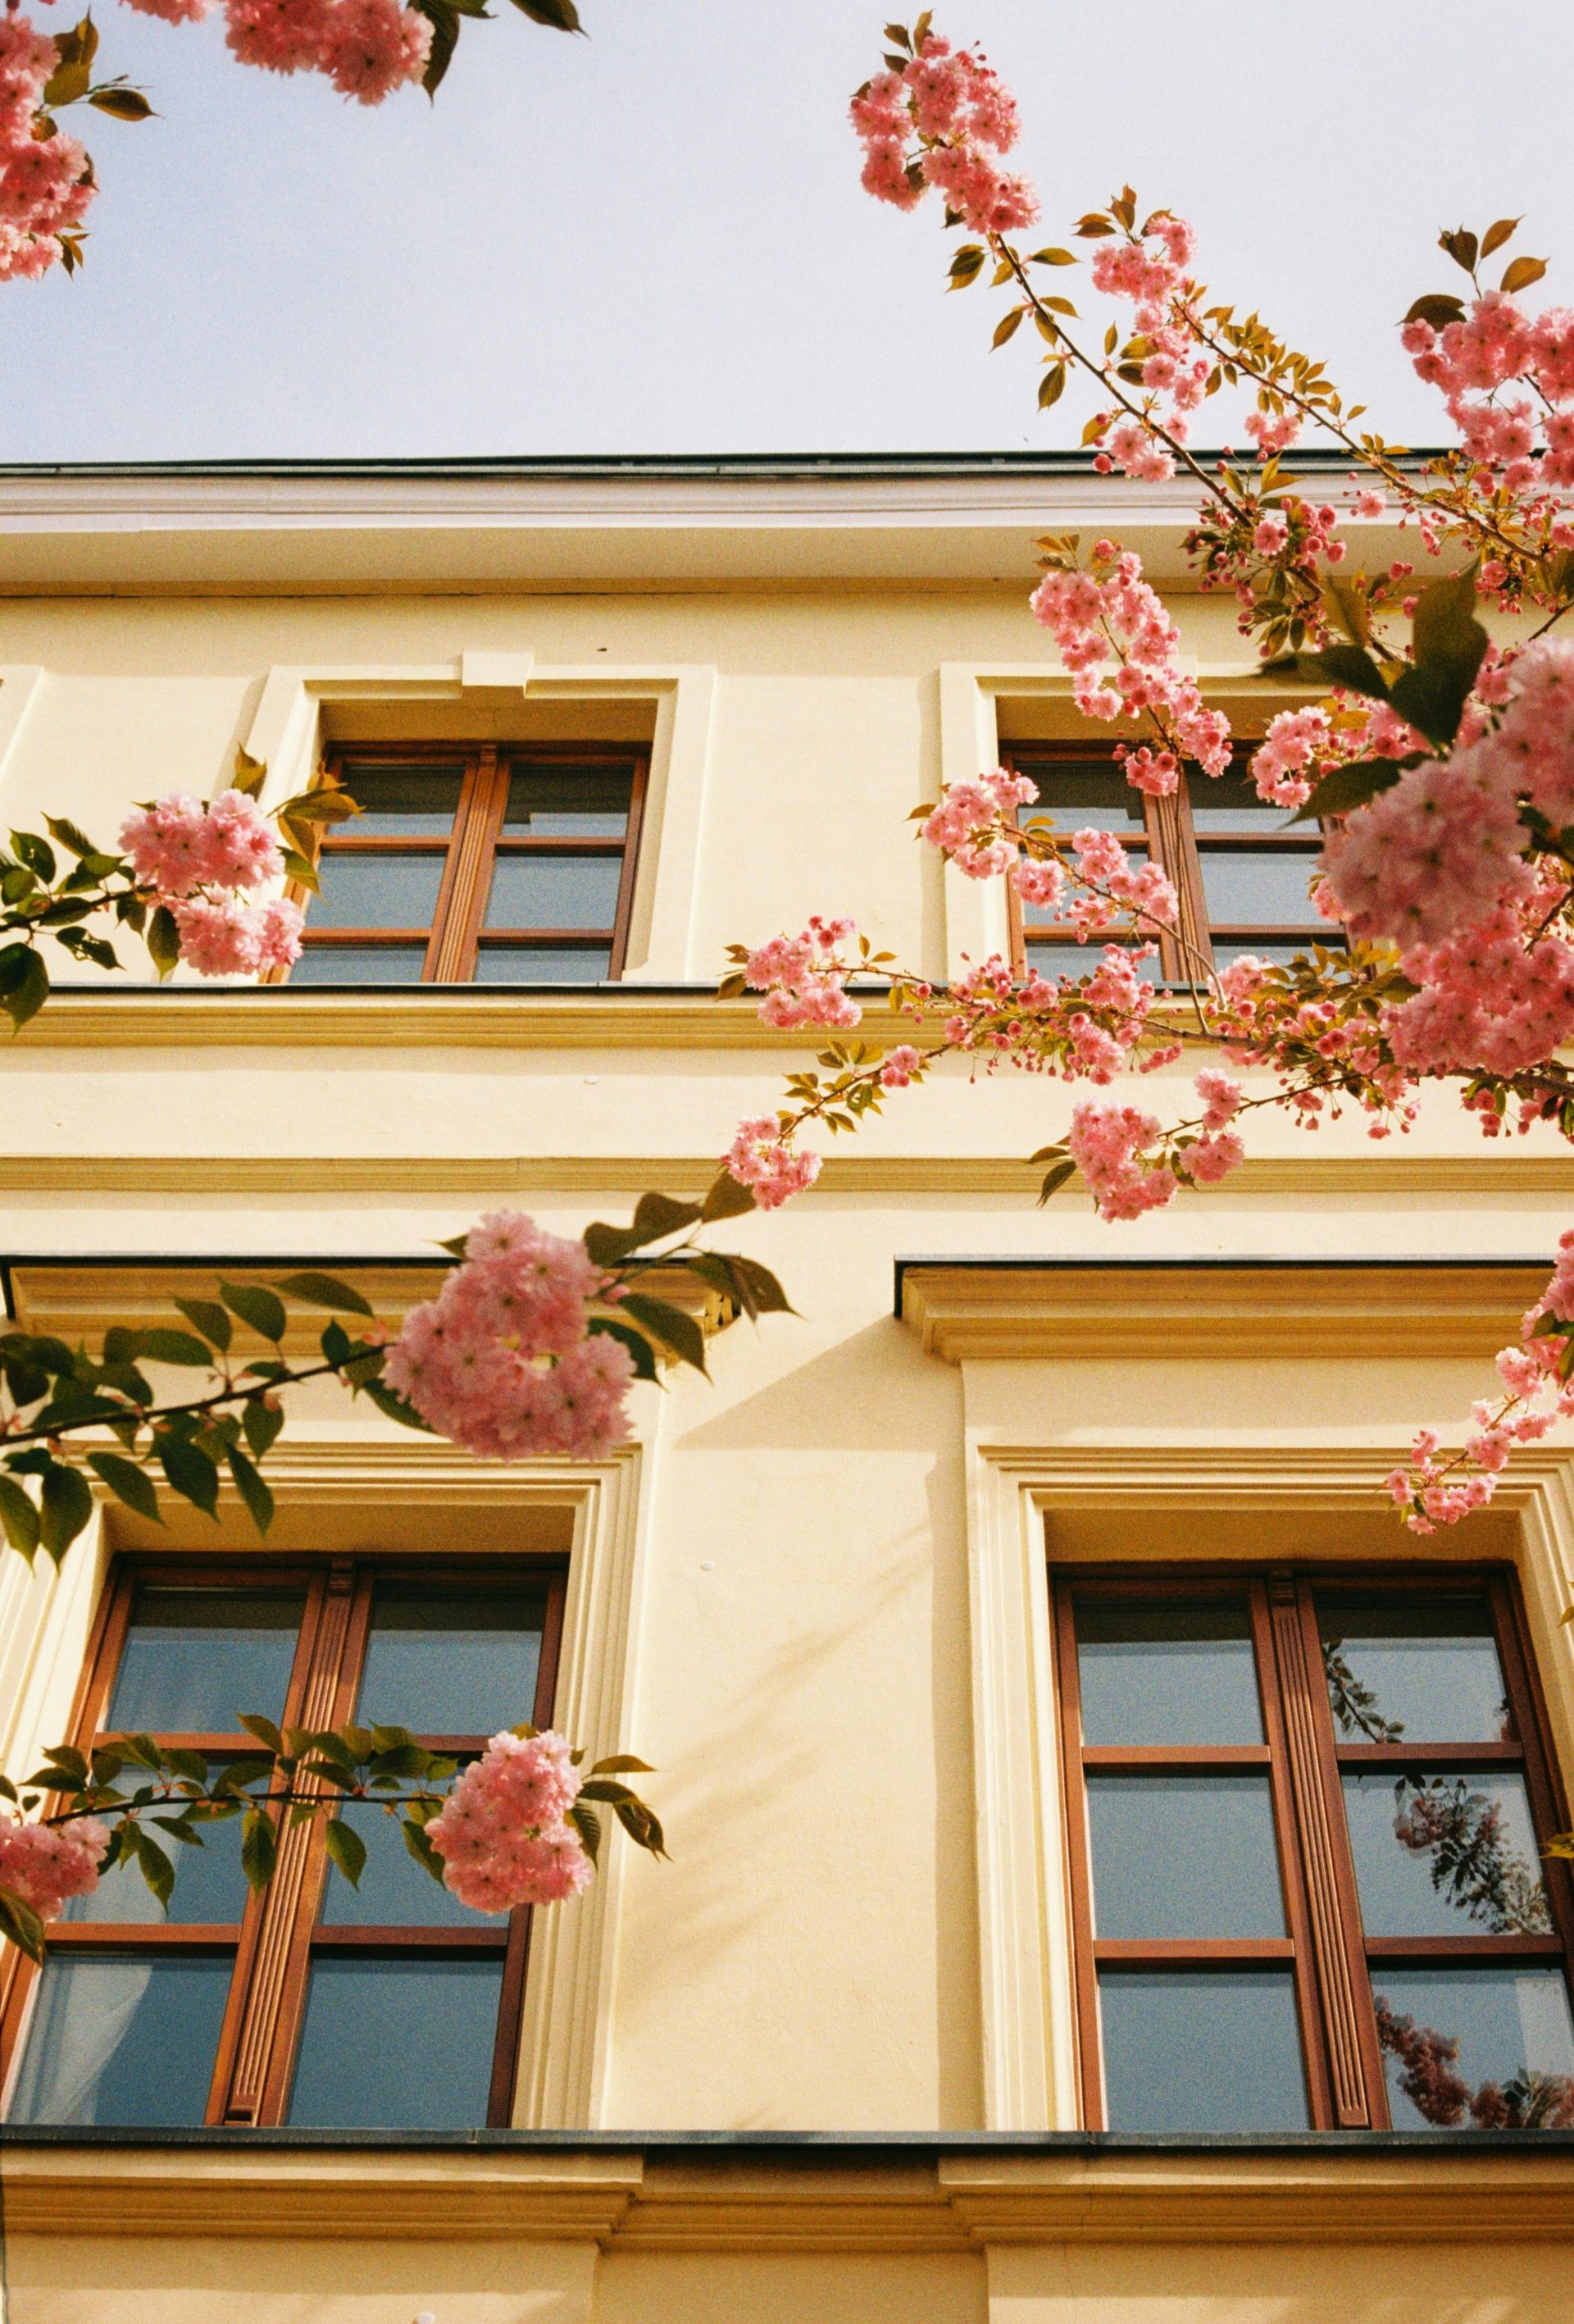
[2,0,1572,460]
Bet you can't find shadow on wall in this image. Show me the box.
[676,1318,958,1454]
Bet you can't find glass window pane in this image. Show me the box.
[1012,759,1148,835]
[1026,941,1163,982]
[320,1802,475,1928]
[1316,1590,1512,1743]
[1197,849,1319,927]
[1099,1969,1309,2131]
[1087,1775,1285,1939]
[61,1785,248,1926]
[1343,1771,1553,1937]
[1185,763,1290,832]
[356,1583,547,1736]
[289,945,430,985]
[1076,1594,1263,1745]
[1212,941,1325,970]
[107,1588,304,1734]
[8,1953,230,2126]
[333,765,465,838]
[287,1957,503,2129]
[1375,1967,1574,2130]
[311,853,446,932]
[483,854,623,932]
[503,764,632,836]
[472,946,612,985]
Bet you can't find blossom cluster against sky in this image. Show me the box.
[1,0,1572,460]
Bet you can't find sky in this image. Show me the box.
[1,0,1572,462]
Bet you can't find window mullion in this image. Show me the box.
[1050,1579,1107,2128]
[1148,786,1212,984]
[212,1559,362,2126]
[607,752,648,979]
[427,747,502,983]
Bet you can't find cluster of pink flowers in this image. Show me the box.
[1030,550,1233,780]
[1403,293,1574,491]
[1081,214,1210,472]
[383,1211,635,1461]
[425,1729,593,1913]
[1241,408,1303,458]
[850,31,1037,233]
[921,766,1038,877]
[1251,706,1334,809]
[1066,1101,1176,1221]
[0,14,93,283]
[1320,750,1531,949]
[724,1118,821,1211]
[119,788,304,976]
[1065,827,1180,939]
[127,0,430,103]
[880,1043,924,1087]
[0,1814,107,1920]
[936,944,1162,1087]
[744,916,862,1030]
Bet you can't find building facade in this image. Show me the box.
[0,453,1571,2322]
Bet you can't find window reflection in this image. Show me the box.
[106,1588,304,1734]
[1376,1969,1574,2129]
[1344,1771,1553,1938]
[1316,1590,1512,1743]
[8,1955,230,2126]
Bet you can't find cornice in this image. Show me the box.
[899,1259,1553,1362]
[2,2139,1571,2247]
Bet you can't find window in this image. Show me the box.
[2,1556,564,2129]
[288,744,648,986]
[1003,744,1333,983]
[1054,1568,1574,2132]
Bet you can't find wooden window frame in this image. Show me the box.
[289,741,649,986]
[1053,1561,1574,2131]
[0,1552,566,2130]
[1001,740,1332,982]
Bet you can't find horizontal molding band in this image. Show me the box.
[0,1155,1567,1198]
[1,2140,1571,2245]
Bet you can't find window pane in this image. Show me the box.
[1185,763,1290,832]
[287,1957,503,2129]
[61,1784,248,1926]
[333,765,465,838]
[503,764,632,836]
[483,854,623,932]
[1212,941,1324,969]
[311,853,446,932]
[1087,1775,1286,1939]
[1375,1967,1574,2130]
[1316,1590,1512,1743]
[1099,1970,1309,2131]
[1198,849,1320,927]
[1076,1594,1262,1745]
[1012,760,1148,835]
[356,1583,547,1735]
[289,945,430,985]
[107,1588,304,1734]
[320,1801,476,1928]
[472,946,612,985]
[9,1954,230,2126]
[1026,941,1163,982]
[1343,1771,1553,1938]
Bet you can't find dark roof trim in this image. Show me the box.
[0,2122,1565,2153]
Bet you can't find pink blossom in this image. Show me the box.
[1250,705,1333,809]
[849,34,1036,228]
[426,1729,593,1914]
[1320,749,1530,947]
[1252,515,1289,555]
[922,768,1036,878]
[745,915,862,1030]
[121,789,283,899]
[1194,1068,1244,1129]
[1030,550,1233,780]
[880,1044,924,1087]
[1067,1100,1177,1221]
[1242,408,1303,458]
[724,1118,821,1210]
[318,0,430,102]
[0,1815,107,1921]
[171,896,263,977]
[1353,489,1387,520]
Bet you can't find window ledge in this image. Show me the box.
[1,2128,1572,2247]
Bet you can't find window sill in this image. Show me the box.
[1,2126,1572,2247]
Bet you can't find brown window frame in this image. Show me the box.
[1053,1561,1574,2131]
[289,741,649,985]
[1002,740,1332,982]
[0,1552,566,2129]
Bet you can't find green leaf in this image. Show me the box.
[10,830,57,884]
[0,1475,40,1561]
[39,1462,94,1562]
[155,1435,221,1520]
[400,1815,445,1882]
[0,947,48,1032]
[1037,362,1067,409]
[237,1712,284,1755]
[87,83,153,119]
[620,1294,708,1377]
[231,747,268,799]
[946,244,985,290]
[242,1398,284,1462]
[220,1283,287,1344]
[699,1169,757,1224]
[718,1255,793,1319]
[128,1825,175,1910]
[133,1328,218,1368]
[240,1807,277,1893]
[1293,756,1411,823]
[612,1795,666,1856]
[280,849,321,895]
[1502,254,1548,295]
[567,1801,601,1864]
[1297,643,1391,702]
[1402,292,1466,331]
[0,1886,46,1962]
[146,905,181,979]
[323,1815,366,1889]
[277,788,361,823]
[226,1447,274,1536]
[358,1378,435,1433]
[1030,247,1077,266]
[85,1453,161,1523]
[1037,1158,1078,1204]
[42,815,102,860]
[992,307,1024,349]
[589,1754,655,1775]
[586,1316,660,1384]
[274,1271,374,1317]
[172,1297,232,1353]
[507,0,582,25]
